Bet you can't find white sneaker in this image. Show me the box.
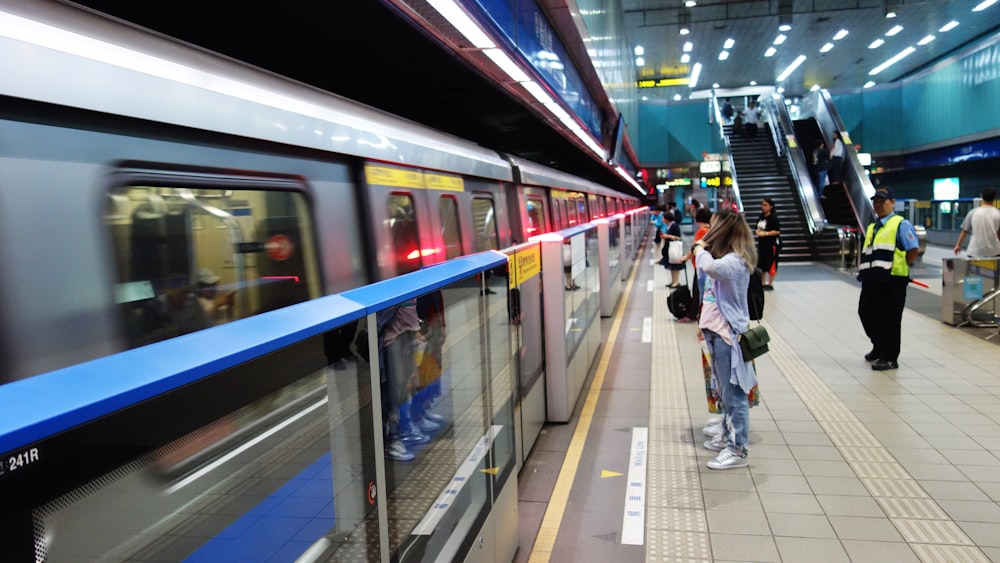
[385,440,414,462]
[706,416,722,425]
[703,436,726,452]
[702,423,723,437]
[413,417,441,432]
[707,448,748,470]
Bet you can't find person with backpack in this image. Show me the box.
[677,208,713,323]
[692,209,758,470]
[720,98,735,124]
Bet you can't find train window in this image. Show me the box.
[566,199,578,226]
[106,184,321,349]
[439,195,462,260]
[525,197,545,235]
[388,193,422,275]
[472,197,499,251]
[576,198,587,223]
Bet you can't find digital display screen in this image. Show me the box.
[933,177,960,200]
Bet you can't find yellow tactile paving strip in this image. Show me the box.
[647,265,713,562]
[767,320,990,562]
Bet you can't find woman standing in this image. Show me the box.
[660,211,684,288]
[829,130,845,186]
[755,198,780,290]
[693,209,758,470]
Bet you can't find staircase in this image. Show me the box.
[726,123,812,261]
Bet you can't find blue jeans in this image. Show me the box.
[704,330,749,453]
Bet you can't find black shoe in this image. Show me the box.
[864,350,879,362]
[762,285,774,291]
[871,359,898,371]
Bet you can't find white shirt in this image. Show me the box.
[831,138,844,158]
[962,205,1000,257]
[743,107,760,125]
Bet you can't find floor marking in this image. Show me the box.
[528,242,644,563]
[647,280,654,292]
[621,427,648,545]
[641,317,652,342]
[601,470,623,478]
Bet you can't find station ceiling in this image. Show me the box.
[626,0,1000,99]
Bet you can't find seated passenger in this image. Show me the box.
[196,268,235,325]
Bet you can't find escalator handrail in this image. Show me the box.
[762,93,823,235]
[812,90,877,230]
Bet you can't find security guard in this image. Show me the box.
[857,187,920,370]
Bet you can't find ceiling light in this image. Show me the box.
[674,94,682,100]
[683,41,693,52]
[773,34,787,45]
[483,49,530,82]
[765,47,777,57]
[777,87,785,93]
[886,25,903,36]
[917,35,935,45]
[869,39,885,49]
[833,29,849,40]
[713,83,720,88]
[427,0,496,49]
[689,62,702,88]
[724,38,735,49]
[869,46,916,75]
[718,51,730,60]
[636,57,645,66]
[885,10,896,18]
[750,80,757,85]
[940,21,959,32]
[810,84,820,91]
[681,53,691,63]
[820,43,834,53]
[777,54,807,82]
[641,96,648,101]
[522,81,554,105]
[779,24,792,31]
[685,0,697,6]
[864,81,876,88]
[680,27,690,35]
[973,0,998,11]
[634,45,644,56]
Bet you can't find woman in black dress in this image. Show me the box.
[754,198,780,290]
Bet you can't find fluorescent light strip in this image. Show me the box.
[886,25,903,36]
[718,51,729,60]
[483,49,530,82]
[635,57,645,66]
[426,0,496,49]
[820,43,834,53]
[683,41,693,52]
[522,81,554,105]
[973,0,998,11]
[689,62,702,88]
[777,54,806,82]
[723,38,735,49]
[765,47,777,57]
[869,46,916,75]
[681,53,691,63]
[940,21,959,32]
[833,29,849,40]
[869,38,885,49]
[864,81,876,88]
[773,34,787,45]
[918,35,935,45]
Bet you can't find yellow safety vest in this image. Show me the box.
[859,215,908,281]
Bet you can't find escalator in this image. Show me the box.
[792,117,860,227]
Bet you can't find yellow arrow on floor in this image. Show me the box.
[601,470,623,478]
[479,467,499,475]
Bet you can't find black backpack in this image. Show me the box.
[667,285,692,319]
[748,268,765,321]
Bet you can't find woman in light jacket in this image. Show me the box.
[693,209,758,470]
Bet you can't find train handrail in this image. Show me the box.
[0,251,508,454]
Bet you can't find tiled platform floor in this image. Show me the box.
[518,244,1000,562]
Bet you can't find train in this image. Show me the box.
[0,0,642,385]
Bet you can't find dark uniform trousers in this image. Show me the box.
[858,275,909,362]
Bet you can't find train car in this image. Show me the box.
[0,0,639,385]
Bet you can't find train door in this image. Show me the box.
[524,192,549,238]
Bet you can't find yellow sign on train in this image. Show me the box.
[425,173,465,192]
[365,165,424,188]
[509,245,541,289]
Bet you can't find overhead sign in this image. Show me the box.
[701,176,733,188]
[637,77,690,88]
[699,161,722,174]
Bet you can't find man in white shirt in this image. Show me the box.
[953,187,1000,257]
[742,101,761,137]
